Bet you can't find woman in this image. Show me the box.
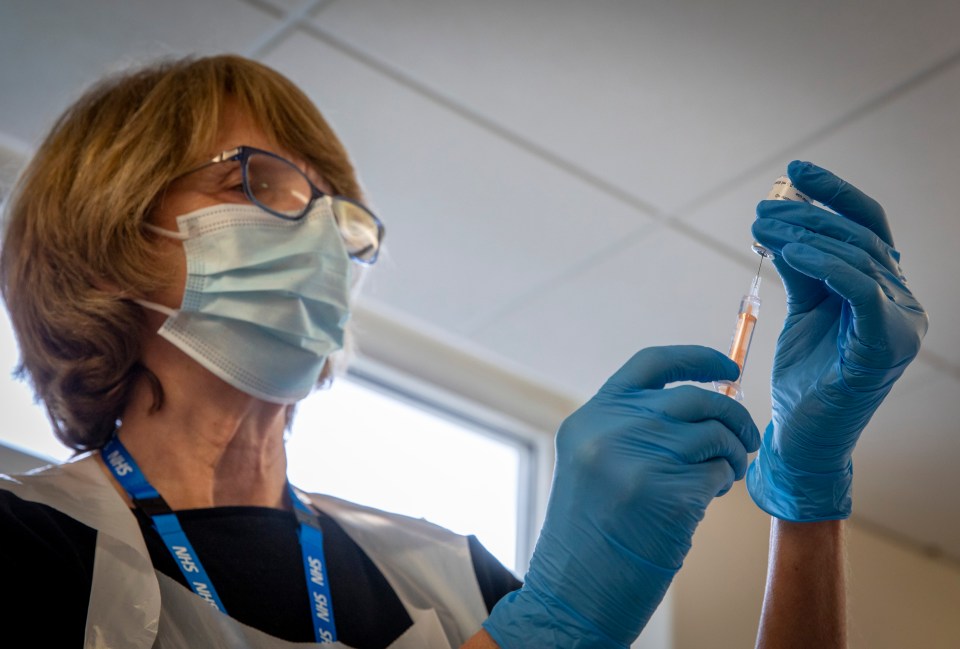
[0,54,528,648]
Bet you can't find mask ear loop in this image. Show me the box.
[134,299,178,318]
[138,225,187,317]
[143,223,189,240]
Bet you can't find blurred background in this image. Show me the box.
[1,2,958,647]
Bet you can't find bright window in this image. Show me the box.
[286,375,525,573]
[0,306,71,464]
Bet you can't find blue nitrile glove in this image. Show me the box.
[747,160,928,522]
[483,346,760,649]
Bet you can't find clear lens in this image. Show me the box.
[245,152,313,216]
[332,198,382,263]
[242,149,382,262]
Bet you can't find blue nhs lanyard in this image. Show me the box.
[102,436,338,644]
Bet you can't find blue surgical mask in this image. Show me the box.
[137,201,352,403]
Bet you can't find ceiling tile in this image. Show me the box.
[263,31,655,332]
[0,0,280,146]
[309,0,960,211]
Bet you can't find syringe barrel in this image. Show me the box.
[715,280,762,401]
[728,292,761,371]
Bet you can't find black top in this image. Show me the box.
[0,489,521,648]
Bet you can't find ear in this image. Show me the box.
[316,358,334,389]
[91,276,124,295]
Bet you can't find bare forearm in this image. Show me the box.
[462,628,500,648]
[756,518,846,649]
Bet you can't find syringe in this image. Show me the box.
[714,273,762,400]
[715,175,811,401]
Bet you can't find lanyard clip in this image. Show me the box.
[134,494,172,517]
[289,485,324,532]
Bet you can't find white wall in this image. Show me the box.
[673,480,960,649]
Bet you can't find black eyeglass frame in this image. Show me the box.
[183,145,384,264]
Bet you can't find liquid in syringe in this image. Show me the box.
[714,270,762,401]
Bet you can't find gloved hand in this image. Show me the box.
[483,346,760,649]
[747,160,928,522]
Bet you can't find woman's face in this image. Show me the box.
[145,104,329,311]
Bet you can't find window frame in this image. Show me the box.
[339,354,554,574]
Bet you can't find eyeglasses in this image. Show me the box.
[183,145,384,264]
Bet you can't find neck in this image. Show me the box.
[103,346,292,511]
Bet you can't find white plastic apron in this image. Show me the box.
[1,453,490,648]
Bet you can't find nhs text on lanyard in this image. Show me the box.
[102,436,338,643]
